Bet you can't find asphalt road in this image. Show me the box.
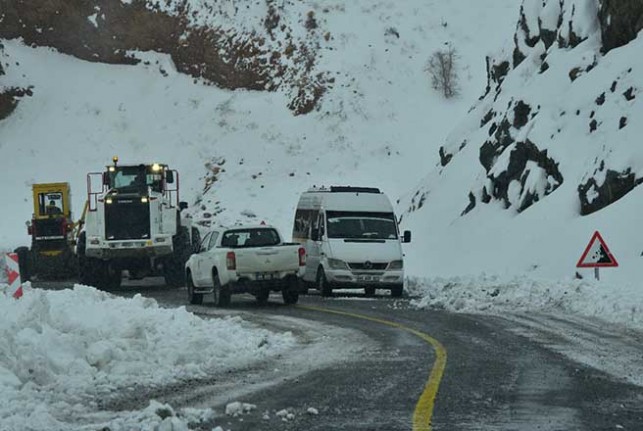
[35,280,643,430]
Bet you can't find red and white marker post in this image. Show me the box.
[4,253,23,299]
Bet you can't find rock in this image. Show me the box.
[485,140,563,212]
[513,101,531,128]
[439,147,453,167]
[578,168,643,215]
[598,0,643,53]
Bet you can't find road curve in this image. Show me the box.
[34,281,643,430]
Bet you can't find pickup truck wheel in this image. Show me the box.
[187,274,203,305]
[218,287,231,307]
[256,289,270,305]
[391,284,404,298]
[317,267,332,297]
[364,286,376,296]
[213,274,230,307]
[282,289,299,305]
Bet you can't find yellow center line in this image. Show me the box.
[297,304,447,431]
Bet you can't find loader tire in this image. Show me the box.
[14,247,31,282]
[164,226,190,288]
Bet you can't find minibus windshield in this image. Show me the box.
[326,211,398,240]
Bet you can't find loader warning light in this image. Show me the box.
[112,156,119,165]
[152,163,161,172]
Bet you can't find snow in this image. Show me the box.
[224,401,256,417]
[0,0,520,250]
[1,0,642,421]
[0,286,295,430]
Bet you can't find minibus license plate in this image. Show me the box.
[358,275,379,282]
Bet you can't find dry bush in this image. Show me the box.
[426,45,459,98]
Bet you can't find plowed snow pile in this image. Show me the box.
[0,285,295,430]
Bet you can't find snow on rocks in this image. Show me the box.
[225,401,256,417]
[276,408,295,421]
[0,285,295,430]
[307,407,319,415]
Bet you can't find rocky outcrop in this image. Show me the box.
[0,87,33,121]
[0,0,327,114]
[598,0,643,53]
[411,0,641,219]
[578,167,643,215]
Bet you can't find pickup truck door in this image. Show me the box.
[193,232,211,286]
[203,231,220,285]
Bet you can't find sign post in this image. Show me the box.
[576,231,619,280]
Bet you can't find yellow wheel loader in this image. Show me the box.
[15,183,82,281]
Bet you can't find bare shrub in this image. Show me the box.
[426,45,459,98]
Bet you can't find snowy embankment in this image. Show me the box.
[400,0,643,336]
[0,285,295,431]
[408,275,643,331]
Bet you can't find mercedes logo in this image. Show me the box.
[364,261,373,269]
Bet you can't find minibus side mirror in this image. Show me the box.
[403,230,412,243]
[311,228,320,242]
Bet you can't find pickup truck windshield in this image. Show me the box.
[326,211,398,240]
[221,228,281,248]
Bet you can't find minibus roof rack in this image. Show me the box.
[329,186,381,194]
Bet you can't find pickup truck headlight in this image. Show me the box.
[327,258,349,270]
[387,260,403,270]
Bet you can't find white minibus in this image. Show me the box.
[293,186,411,297]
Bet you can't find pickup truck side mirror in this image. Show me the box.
[402,230,412,243]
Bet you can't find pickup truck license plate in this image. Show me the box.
[256,272,277,280]
[357,275,379,282]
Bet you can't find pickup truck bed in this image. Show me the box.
[185,225,306,306]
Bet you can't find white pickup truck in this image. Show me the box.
[185,225,306,306]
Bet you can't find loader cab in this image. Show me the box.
[33,183,71,220]
[104,163,171,195]
[29,182,73,243]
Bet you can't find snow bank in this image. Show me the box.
[408,275,643,331]
[0,286,295,430]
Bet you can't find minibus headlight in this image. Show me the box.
[327,258,349,270]
[388,260,403,270]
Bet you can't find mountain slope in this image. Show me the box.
[402,0,643,283]
[0,0,518,272]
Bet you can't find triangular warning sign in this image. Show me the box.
[577,231,619,268]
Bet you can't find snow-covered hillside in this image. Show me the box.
[0,0,519,272]
[402,0,643,284]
